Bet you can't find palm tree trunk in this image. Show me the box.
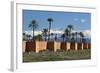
[80,38,82,43]
[33,27,34,41]
[76,35,77,42]
[48,22,51,41]
[45,35,46,41]
[63,37,64,42]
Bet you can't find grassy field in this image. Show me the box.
[23,49,91,62]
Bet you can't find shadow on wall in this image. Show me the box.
[22,41,91,53]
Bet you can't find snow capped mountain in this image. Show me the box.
[72,30,91,38]
[23,29,91,38]
[83,30,91,38]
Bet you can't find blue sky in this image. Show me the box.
[23,10,91,32]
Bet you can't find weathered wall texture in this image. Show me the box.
[22,41,26,53]
[47,41,61,51]
[70,43,75,50]
[61,42,70,51]
[83,43,88,49]
[77,43,82,50]
[88,43,91,49]
[61,42,67,51]
[54,42,61,52]
[36,41,47,53]
[23,41,91,53]
[75,43,78,50]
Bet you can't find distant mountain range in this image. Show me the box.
[24,29,91,38]
[43,36,91,43]
[23,30,91,43]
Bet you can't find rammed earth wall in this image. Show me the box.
[23,41,91,53]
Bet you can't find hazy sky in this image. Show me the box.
[23,10,91,32]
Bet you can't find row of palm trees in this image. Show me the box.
[61,29,85,43]
[27,18,53,41]
[23,18,86,43]
[42,28,57,41]
[61,25,85,43]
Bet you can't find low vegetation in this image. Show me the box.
[23,49,91,62]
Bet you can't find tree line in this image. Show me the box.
[23,18,86,43]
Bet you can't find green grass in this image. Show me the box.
[23,49,91,62]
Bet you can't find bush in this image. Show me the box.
[39,49,51,53]
[56,49,64,52]
[23,49,91,62]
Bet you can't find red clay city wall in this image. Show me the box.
[23,41,91,53]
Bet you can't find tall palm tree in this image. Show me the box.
[29,20,38,41]
[75,32,78,42]
[64,28,70,42]
[61,33,65,42]
[67,25,74,42]
[42,28,48,41]
[47,18,53,41]
[79,32,84,43]
[67,25,73,32]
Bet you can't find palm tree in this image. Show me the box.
[29,20,38,41]
[47,18,53,41]
[51,33,54,40]
[26,34,32,41]
[75,32,78,42]
[61,34,65,42]
[67,25,74,42]
[64,28,69,42]
[23,32,25,36]
[42,28,48,41]
[23,32,26,41]
[79,32,84,43]
[67,25,73,32]
[71,32,75,43]
[54,34,57,41]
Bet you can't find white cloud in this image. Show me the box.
[81,19,86,23]
[24,30,64,36]
[74,18,86,23]
[24,31,42,36]
[50,29,63,34]
[83,30,91,38]
[72,30,91,38]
